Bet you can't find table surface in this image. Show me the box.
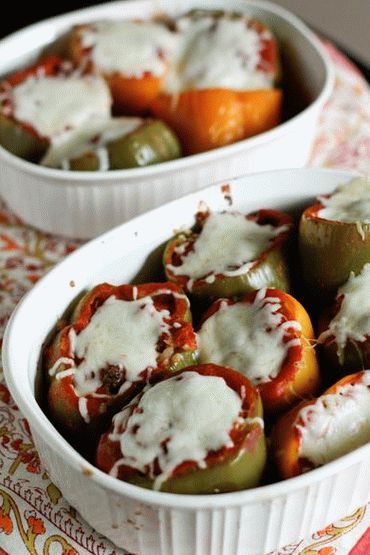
[0,42,369,555]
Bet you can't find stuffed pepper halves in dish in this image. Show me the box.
[43,282,198,436]
[96,363,266,493]
[164,209,292,298]
[197,288,320,413]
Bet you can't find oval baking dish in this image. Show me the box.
[3,168,369,555]
[0,0,333,239]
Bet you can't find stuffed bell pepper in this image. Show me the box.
[164,209,292,298]
[69,19,177,114]
[0,55,112,162]
[271,370,370,479]
[96,363,266,493]
[197,288,320,413]
[318,263,370,372]
[44,282,198,436]
[299,177,370,297]
[42,118,182,170]
[151,10,282,154]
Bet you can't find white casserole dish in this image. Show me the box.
[0,0,333,239]
[3,168,369,555]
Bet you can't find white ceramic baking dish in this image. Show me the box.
[0,0,333,239]
[3,168,369,555]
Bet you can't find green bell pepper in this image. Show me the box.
[299,184,370,298]
[164,209,292,299]
[44,282,198,437]
[127,423,266,494]
[96,364,266,494]
[66,120,182,171]
[0,113,47,161]
[0,56,64,162]
[108,120,181,169]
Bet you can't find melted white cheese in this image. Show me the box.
[41,117,142,168]
[296,371,370,467]
[318,264,370,360]
[95,147,110,171]
[167,212,286,284]
[12,75,111,141]
[72,295,170,396]
[48,356,74,377]
[81,20,177,77]
[78,397,90,424]
[109,371,244,489]
[198,289,301,384]
[318,177,370,224]
[165,15,273,93]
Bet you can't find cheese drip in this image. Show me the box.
[318,177,370,224]
[167,212,286,284]
[318,264,370,360]
[80,20,177,77]
[297,371,370,467]
[198,289,301,384]
[12,75,111,140]
[71,295,170,396]
[41,117,142,168]
[109,371,244,490]
[165,15,274,93]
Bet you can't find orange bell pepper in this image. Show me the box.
[324,370,369,394]
[151,88,282,154]
[271,370,370,479]
[270,399,310,479]
[69,25,167,115]
[105,73,163,115]
[197,288,320,414]
[256,289,320,413]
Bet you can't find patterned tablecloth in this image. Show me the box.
[0,43,369,555]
